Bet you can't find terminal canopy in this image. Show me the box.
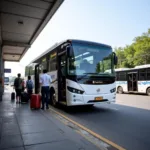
[0,0,64,62]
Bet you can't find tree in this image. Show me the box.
[124,45,135,68]
[133,30,150,65]
[114,47,127,68]
[115,28,150,68]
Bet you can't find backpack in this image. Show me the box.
[27,80,33,90]
[14,78,22,88]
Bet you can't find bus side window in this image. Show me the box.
[39,64,42,74]
[30,65,35,76]
[147,69,150,80]
[49,58,57,71]
[42,62,47,71]
[116,73,119,81]
[139,69,146,81]
[119,72,126,81]
[25,66,30,76]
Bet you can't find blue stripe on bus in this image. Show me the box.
[116,81,150,85]
[138,81,150,85]
[116,81,127,84]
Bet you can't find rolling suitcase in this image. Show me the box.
[11,92,15,100]
[30,94,41,109]
[21,92,29,103]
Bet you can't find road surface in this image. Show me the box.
[52,94,150,150]
[116,93,150,110]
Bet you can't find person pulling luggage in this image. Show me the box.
[26,76,34,99]
[39,69,52,110]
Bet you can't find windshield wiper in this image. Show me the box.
[77,73,113,81]
[77,73,99,81]
[84,73,109,75]
[83,73,99,75]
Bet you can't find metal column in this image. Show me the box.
[0,45,4,101]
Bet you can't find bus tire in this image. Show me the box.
[146,87,150,96]
[117,86,123,94]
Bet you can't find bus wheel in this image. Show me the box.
[146,88,150,96]
[52,92,57,107]
[117,86,123,94]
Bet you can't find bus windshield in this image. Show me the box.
[68,42,114,77]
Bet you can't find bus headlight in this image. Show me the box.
[110,88,116,93]
[67,86,84,94]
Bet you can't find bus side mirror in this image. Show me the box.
[113,53,118,65]
[66,46,73,57]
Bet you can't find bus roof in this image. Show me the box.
[28,39,112,66]
[134,64,150,69]
[115,68,130,72]
[115,64,150,72]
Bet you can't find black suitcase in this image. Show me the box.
[11,92,15,100]
[21,92,29,103]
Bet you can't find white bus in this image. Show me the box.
[25,39,118,107]
[115,64,150,95]
[4,77,9,85]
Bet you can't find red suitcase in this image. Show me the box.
[30,94,41,109]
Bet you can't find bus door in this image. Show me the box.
[57,51,67,103]
[127,72,138,91]
[35,64,40,94]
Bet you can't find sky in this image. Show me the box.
[5,0,150,76]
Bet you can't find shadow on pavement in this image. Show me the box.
[117,93,147,96]
[55,104,114,115]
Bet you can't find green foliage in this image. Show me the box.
[25,66,30,76]
[96,63,101,73]
[115,28,150,68]
[96,55,112,73]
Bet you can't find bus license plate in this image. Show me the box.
[95,97,103,101]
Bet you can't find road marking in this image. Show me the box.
[54,114,110,150]
[49,107,126,150]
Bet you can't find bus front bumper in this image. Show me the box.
[66,91,116,106]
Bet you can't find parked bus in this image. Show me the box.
[115,64,150,95]
[4,77,9,85]
[25,39,118,106]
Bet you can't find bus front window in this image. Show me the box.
[68,42,114,77]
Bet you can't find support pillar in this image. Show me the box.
[0,45,4,101]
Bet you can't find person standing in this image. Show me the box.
[26,76,34,99]
[14,73,23,103]
[40,69,52,110]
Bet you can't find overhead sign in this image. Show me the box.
[4,68,11,73]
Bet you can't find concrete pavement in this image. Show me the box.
[116,93,150,110]
[2,86,150,150]
[0,92,100,150]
